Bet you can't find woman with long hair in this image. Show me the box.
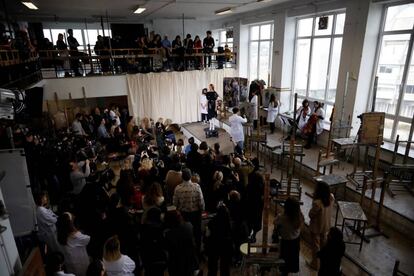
[308,182,335,270]
[103,236,135,276]
[56,212,90,276]
[142,182,164,210]
[274,197,304,275]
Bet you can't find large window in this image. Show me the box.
[218,29,233,51]
[373,3,414,141]
[292,13,345,122]
[43,28,111,52]
[248,23,273,83]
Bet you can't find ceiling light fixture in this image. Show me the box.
[22,2,38,10]
[215,7,233,15]
[134,7,146,14]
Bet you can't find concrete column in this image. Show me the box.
[334,0,383,135]
[271,11,296,112]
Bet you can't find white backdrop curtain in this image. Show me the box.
[127,68,237,124]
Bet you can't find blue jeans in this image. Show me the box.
[235,141,244,154]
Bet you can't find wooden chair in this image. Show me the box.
[316,149,339,175]
[384,135,414,197]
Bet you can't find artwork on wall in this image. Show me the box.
[223,77,249,108]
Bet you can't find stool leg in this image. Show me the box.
[335,205,339,227]
[360,222,366,251]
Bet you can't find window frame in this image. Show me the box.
[291,11,345,121]
[248,22,274,83]
[370,1,414,142]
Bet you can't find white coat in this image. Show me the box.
[249,95,258,120]
[315,108,325,135]
[229,114,248,143]
[266,101,279,123]
[200,95,208,114]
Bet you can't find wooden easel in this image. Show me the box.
[243,173,284,275]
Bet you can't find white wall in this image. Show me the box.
[147,19,210,40]
[42,75,128,100]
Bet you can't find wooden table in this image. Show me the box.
[313,174,348,199]
[335,201,368,251]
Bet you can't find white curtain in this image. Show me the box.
[127,68,237,124]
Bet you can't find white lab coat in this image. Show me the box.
[200,95,208,114]
[266,101,279,123]
[249,95,258,120]
[229,114,248,143]
[315,108,325,135]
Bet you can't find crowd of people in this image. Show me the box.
[0,24,233,77]
[22,100,345,276]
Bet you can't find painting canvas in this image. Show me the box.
[223,77,249,108]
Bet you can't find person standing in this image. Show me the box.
[35,191,60,254]
[249,90,259,129]
[318,227,345,276]
[72,113,87,136]
[246,158,264,242]
[203,30,215,68]
[173,168,205,254]
[57,212,90,276]
[67,29,81,76]
[206,84,218,131]
[266,94,279,134]
[200,88,208,124]
[307,182,335,270]
[229,107,247,154]
[205,203,233,276]
[103,235,136,276]
[273,197,304,276]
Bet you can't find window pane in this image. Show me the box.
[294,39,311,96]
[43,29,52,42]
[249,41,259,80]
[314,15,333,36]
[250,26,260,40]
[309,38,331,100]
[383,118,393,140]
[260,24,271,40]
[335,13,345,34]
[375,34,410,115]
[298,18,313,37]
[327,37,343,102]
[51,29,66,44]
[384,3,414,32]
[400,50,414,118]
[259,41,270,83]
[85,29,99,46]
[220,31,226,44]
[397,121,412,141]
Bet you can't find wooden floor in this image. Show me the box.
[180,121,414,276]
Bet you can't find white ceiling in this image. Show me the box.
[3,0,292,22]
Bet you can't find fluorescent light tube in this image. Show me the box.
[22,2,38,10]
[215,7,232,15]
[134,7,146,14]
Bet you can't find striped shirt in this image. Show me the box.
[173,180,205,212]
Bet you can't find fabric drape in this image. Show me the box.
[127,69,236,124]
